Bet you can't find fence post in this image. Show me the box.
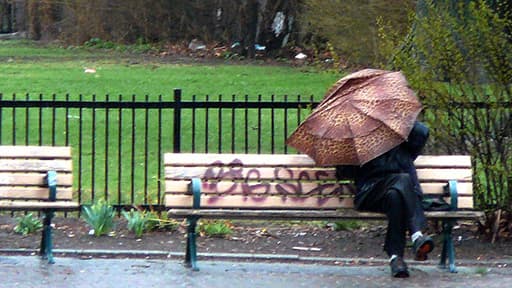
[173,89,182,153]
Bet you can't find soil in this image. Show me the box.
[1,214,512,264]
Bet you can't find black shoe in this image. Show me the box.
[413,235,434,261]
[390,257,409,278]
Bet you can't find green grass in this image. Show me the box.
[0,40,343,206]
[0,40,341,98]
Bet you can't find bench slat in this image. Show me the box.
[0,173,73,186]
[413,155,471,168]
[166,194,354,209]
[0,146,71,159]
[164,180,474,196]
[0,159,72,172]
[416,169,472,182]
[164,153,472,168]
[167,209,484,220]
[0,187,73,200]
[165,153,317,167]
[0,200,79,210]
[165,166,472,183]
[165,194,475,209]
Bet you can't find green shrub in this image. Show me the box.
[82,199,115,237]
[199,220,233,238]
[14,213,43,236]
[388,0,512,210]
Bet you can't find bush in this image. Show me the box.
[388,0,512,210]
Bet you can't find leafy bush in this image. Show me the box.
[198,220,233,238]
[82,199,116,237]
[387,0,512,210]
[14,213,43,236]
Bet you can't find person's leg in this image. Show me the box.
[386,173,434,261]
[355,185,410,278]
[382,188,408,258]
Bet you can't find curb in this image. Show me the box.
[1,248,511,267]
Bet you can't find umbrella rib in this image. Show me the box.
[345,121,364,165]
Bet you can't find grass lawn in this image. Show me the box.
[0,40,343,207]
[0,40,341,99]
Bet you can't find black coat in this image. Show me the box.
[336,121,429,196]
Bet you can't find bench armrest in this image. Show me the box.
[189,178,202,209]
[46,170,58,201]
[444,180,458,211]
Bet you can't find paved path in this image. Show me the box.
[1,255,510,288]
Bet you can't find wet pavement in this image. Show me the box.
[1,255,511,288]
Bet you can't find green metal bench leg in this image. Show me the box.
[185,217,199,271]
[439,220,457,273]
[40,170,58,264]
[40,210,55,264]
[184,178,202,271]
[438,180,459,273]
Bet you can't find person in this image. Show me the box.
[336,121,434,278]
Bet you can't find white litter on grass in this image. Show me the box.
[84,68,96,73]
[295,52,307,60]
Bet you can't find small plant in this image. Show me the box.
[331,220,362,231]
[82,199,115,237]
[198,220,233,238]
[474,267,489,275]
[147,213,180,232]
[121,208,154,237]
[14,213,43,235]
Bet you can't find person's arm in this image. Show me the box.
[406,121,429,159]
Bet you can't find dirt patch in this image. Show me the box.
[1,215,511,263]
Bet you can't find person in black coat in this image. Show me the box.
[336,121,434,278]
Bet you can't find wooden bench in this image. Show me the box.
[164,153,484,272]
[0,145,78,263]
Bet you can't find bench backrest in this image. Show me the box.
[0,146,73,202]
[164,153,474,210]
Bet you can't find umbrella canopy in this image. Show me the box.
[286,69,422,166]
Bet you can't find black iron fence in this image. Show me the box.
[0,89,316,211]
[1,90,510,211]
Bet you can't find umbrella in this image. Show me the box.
[286,68,422,166]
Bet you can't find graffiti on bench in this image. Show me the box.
[202,159,354,206]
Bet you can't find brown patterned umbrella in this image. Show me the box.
[286,69,422,166]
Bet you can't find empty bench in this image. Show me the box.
[0,145,78,263]
[164,153,484,272]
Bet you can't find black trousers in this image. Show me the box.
[354,173,425,257]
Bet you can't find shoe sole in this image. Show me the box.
[415,241,434,261]
[393,270,410,278]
